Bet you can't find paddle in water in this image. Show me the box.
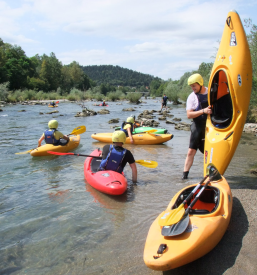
[15,125,86,154]
[46,151,158,168]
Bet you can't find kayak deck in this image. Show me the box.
[84,149,128,195]
[91,132,173,145]
[30,135,80,156]
[144,177,232,271]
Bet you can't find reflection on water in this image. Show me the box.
[0,101,256,274]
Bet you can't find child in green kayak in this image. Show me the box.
[38,119,69,147]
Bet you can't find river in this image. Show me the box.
[1,99,257,275]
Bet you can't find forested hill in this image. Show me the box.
[81,65,162,87]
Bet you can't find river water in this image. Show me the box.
[1,99,257,275]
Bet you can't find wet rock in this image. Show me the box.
[122,108,136,111]
[0,109,3,112]
[244,123,257,133]
[174,122,191,131]
[140,119,160,127]
[98,109,110,114]
[75,108,97,117]
[250,169,257,175]
[173,117,182,122]
[46,110,59,114]
[158,116,166,120]
[108,118,119,124]
[39,112,44,115]
[18,110,26,112]
[110,125,120,128]
[166,120,176,124]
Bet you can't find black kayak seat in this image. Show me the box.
[90,157,101,173]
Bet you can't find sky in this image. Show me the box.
[1,0,257,81]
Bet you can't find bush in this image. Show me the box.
[23,89,37,100]
[107,90,126,101]
[7,89,23,102]
[0,82,9,102]
[126,92,142,103]
[164,82,180,104]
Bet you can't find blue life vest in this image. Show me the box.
[44,129,60,145]
[121,122,134,136]
[193,93,208,123]
[163,96,168,103]
[99,145,127,173]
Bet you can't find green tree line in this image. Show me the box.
[81,65,161,87]
[0,38,95,93]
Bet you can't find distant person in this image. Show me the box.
[182,73,212,179]
[161,94,169,111]
[99,131,137,183]
[51,101,56,107]
[102,100,107,106]
[121,116,135,144]
[38,120,69,147]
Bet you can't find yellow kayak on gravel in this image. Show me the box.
[204,10,252,175]
[30,135,80,157]
[144,169,232,271]
[91,132,173,145]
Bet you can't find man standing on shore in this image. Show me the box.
[182,73,212,179]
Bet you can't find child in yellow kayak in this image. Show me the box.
[38,120,69,147]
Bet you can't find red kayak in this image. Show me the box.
[84,149,128,195]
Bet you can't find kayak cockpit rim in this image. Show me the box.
[209,69,234,129]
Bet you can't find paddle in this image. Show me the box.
[15,125,86,155]
[46,151,158,168]
[158,175,209,226]
[161,178,212,236]
[134,129,158,135]
[56,101,59,104]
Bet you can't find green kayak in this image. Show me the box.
[115,126,168,134]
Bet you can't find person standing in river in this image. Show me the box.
[161,94,169,111]
[182,73,212,179]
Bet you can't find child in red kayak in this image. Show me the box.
[99,131,137,183]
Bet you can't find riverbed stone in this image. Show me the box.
[158,116,166,120]
[122,108,136,111]
[98,109,110,114]
[174,122,191,131]
[46,110,59,114]
[244,123,257,133]
[75,108,97,117]
[108,118,119,124]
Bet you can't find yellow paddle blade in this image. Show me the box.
[144,129,157,133]
[15,149,35,155]
[158,204,185,226]
[69,125,86,135]
[135,159,158,168]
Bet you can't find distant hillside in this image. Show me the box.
[81,65,162,87]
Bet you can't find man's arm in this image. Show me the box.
[129,162,137,183]
[186,106,212,119]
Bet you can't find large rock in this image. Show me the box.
[75,108,97,117]
[108,118,119,124]
[122,108,136,111]
[174,122,191,131]
[244,123,257,133]
[141,119,160,127]
[98,109,110,114]
[46,110,59,114]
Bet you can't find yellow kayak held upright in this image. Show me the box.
[30,135,80,157]
[204,10,252,175]
[144,167,232,271]
[91,132,173,145]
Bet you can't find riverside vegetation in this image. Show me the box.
[0,18,256,115]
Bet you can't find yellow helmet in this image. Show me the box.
[48,119,58,129]
[126,116,134,123]
[112,131,126,143]
[188,73,204,86]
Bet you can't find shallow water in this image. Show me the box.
[0,99,256,275]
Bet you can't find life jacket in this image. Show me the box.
[121,122,134,136]
[193,93,208,123]
[44,129,60,145]
[99,145,127,173]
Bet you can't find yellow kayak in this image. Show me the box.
[91,132,173,145]
[48,104,58,108]
[30,135,80,156]
[144,175,232,271]
[204,10,252,175]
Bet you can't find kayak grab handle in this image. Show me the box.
[224,131,234,140]
[226,16,231,27]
